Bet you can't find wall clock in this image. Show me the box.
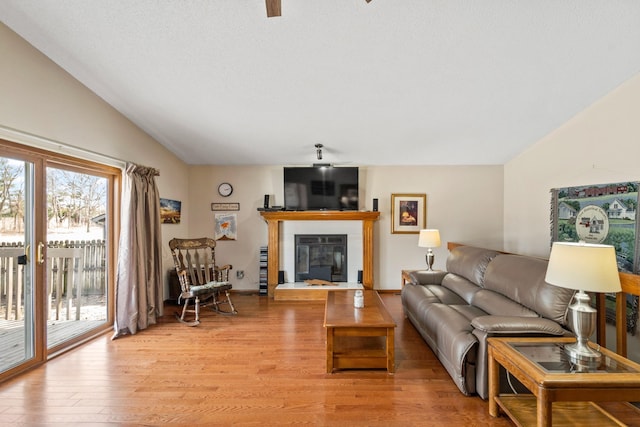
[217,182,233,197]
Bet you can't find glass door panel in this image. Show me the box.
[0,139,116,381]
[0,157,35,374]
[45,166,108,350]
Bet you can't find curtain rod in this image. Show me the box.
[0,125,127,169]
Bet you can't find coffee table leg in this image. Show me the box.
[537,390,551,427]
[488,346,499,417]
[326,327,334,373]
[387,327,395,373]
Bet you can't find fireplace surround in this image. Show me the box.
[259,211,380,297]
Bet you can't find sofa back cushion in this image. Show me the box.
[483,254,575,326]
[446,246,500,287]
[441,275,483,304]
[471,289,538,317]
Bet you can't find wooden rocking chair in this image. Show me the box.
[169,237,237,326]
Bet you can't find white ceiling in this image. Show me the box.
[1,1,640,166]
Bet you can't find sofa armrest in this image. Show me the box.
[471,315,567,336]
[409,270,447,286]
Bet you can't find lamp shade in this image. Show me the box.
[545,242,621,293]
[418,229,441,248]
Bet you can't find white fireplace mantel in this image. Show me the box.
[259,211,380,297]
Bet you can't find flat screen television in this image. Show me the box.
[284,166,359,211]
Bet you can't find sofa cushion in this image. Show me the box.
[424,284,468,305]
[441,275,482,304]
[446,246,500,287]
[483,254,575,325]
[471,289,538,317]
[449,304,488,322]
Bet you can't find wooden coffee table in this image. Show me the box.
[488,336,640,427]
[323,290,396,373]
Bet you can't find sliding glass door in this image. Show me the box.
[0,140,118,379]
[45,166,109,352]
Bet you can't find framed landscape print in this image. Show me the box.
[550,181,640,333]
[391,193,426,234]
[550,181,639,273]
[159,198,181,224]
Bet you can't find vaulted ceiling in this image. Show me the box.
[1,1,639,166]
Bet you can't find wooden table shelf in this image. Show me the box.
[324,290,396,373]
[495,395,626,427]
[488,337,640,427]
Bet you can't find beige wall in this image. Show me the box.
[504,73,640,257]
[504,72,640,358]
[188,165,504,291]
[0,23,189,295]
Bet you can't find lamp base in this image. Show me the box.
[565,289,601,369]
[425,250,435,271]
[564,341,601,369]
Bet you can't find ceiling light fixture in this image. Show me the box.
[315,143,323,160]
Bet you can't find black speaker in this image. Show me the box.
[372,198,378,212]
[278,270,285,284]
[357,270,363,284]
[264,194,270,209]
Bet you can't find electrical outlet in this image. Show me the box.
[236,270,244,279]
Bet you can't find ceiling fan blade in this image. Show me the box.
[266,0,281,17]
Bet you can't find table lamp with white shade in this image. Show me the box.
[544,241,621,366]
[418,229,441,271]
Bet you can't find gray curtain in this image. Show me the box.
[113,163,163,338]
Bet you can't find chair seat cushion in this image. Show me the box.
[190,281,232,294]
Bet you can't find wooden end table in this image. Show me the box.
[488,336,640,427]
[323,290,396,373]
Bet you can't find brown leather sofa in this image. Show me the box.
[401,245,575,399]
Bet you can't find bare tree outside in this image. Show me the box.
[0,161,107,239]
[46,168,107,240]
[0,158,24,235]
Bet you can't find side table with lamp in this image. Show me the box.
[487,241,640,426]
[544,241,622,367]
[402,229,447,288]
[418,229,441,271]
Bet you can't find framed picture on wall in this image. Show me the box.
[550,181,639,272]
[550,181,640,334]
[391,193,426,234]
[159,198,181,224]
[214,213,237,241]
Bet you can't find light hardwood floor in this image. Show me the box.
[0,293,512,426]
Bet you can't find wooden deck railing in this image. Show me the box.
[0,240,106,321]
